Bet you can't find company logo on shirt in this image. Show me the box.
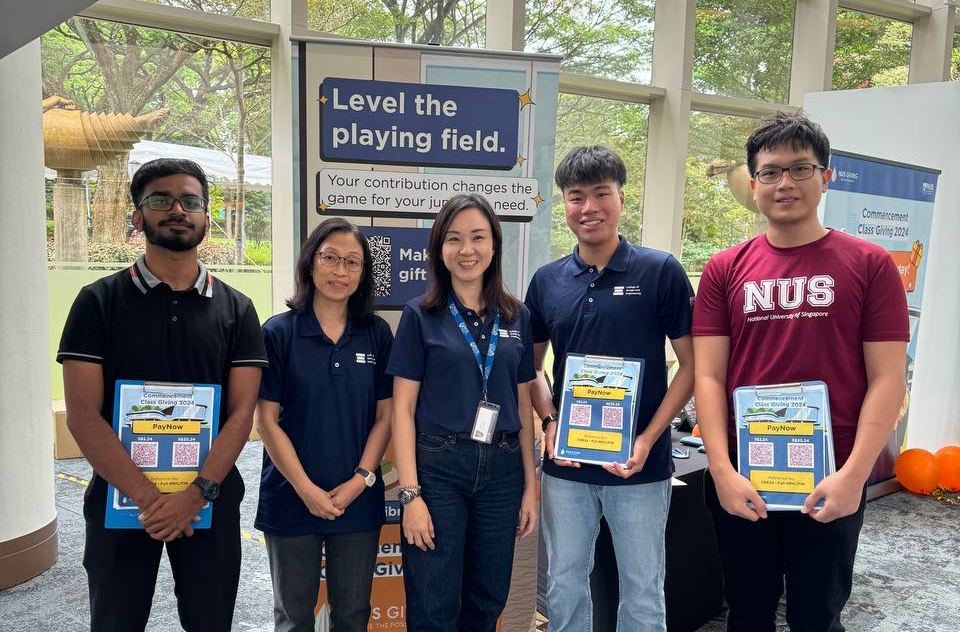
[612,285,642,297]
[498,328,522,341]
[355,352,377,364]
[743,276,835,314]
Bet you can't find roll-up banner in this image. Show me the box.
[821,150,940,486]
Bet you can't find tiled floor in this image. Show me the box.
[1,443,958,631]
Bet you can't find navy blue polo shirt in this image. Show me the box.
[255,309,394,535]
[387,294,536,434]
[525,236,694,485]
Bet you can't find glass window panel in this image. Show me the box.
[833,10,912,90]
[134,0,270,21]
[525,0,655,84]
[682,111,763,274]
[308,0,486,48]
[550,94,648,261]
[952,33,959,82]
[693,0,794,103]
[42,17,273,398]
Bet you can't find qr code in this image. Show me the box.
[569,404,592,427]
[367,234,392,297]
[601,406,623,429]
[788,442,815,469]
[748,441,774,468]
[131,441,158,468]
[172,442,200,468]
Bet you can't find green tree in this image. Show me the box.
[833,10,912,90]
[693,0,795,102]
[309,0,486,47]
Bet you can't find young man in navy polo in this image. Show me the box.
[526,145,695,632]
[58,158,267,632]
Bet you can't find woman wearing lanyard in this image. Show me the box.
[255,218,394,632]
[388,193,538,632]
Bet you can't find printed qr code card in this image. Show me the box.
[601,406,623,430]
[568,404,592,427]
[748,441,774,468]
[733,381,834,511]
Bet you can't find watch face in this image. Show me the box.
[398,489,417,505]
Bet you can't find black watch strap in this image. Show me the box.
[191,476,220,501]
[541,414,557,433]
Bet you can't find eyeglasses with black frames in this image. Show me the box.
[316,251,364,273]
[754,163,826,185]
[139,194,208,213]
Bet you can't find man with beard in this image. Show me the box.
[57,158,268,632]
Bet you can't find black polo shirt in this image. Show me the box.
[57,255,269,431]
[387,293,536,435]
[525,236,694,485]
[255,309,393,535]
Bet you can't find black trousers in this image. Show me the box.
[704,470,866,632]
[82,467,244,632]
[264,528,381,632]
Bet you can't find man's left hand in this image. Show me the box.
[802,470,864,523]
[603,434,653,479]
[329,475,366,511]
[139,487,203,541]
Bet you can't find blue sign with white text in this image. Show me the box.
[360,226,430,309]
[320,77,519,170]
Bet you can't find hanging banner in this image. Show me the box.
[822,150,940,485]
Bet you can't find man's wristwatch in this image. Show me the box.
[541,413,558,433]
[354,467,376,488]
[191,476,220,501]
[398,485,422,506]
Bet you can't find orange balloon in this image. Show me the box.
[895,449,941,494]
[934,446,960,491]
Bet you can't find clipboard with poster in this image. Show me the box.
[553,354,644,466]
[106,380,220,529]
[733,381,835,511]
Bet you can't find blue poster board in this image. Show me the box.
[734,381,835,511]
[106,381,220,529]
[554,354,644,466]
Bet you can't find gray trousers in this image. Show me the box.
[264,528,381,632]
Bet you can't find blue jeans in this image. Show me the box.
[402,432,524,632]
[541,473,672,632]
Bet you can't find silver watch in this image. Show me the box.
[398,485,422,505]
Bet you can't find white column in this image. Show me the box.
[790,0,839,105]
[485,0,525,51]
[909,1,956,84]
[270,0,302,316]
[640,0,697,256]
[0,39,57,588]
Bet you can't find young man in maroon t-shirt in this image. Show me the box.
[692,112,909,632]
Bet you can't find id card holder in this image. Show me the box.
[470,401,500,443]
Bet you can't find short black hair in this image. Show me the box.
[745,112,831,177]
[555,145,627,191]
[129,158,210,207]
[287,218,375,323]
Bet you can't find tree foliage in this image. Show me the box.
[309,0,486,47]
[41,8,272,265]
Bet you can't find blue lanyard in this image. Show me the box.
[448,296,500,402]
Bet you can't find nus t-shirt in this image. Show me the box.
[692,229,909,467]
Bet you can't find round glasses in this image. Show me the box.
[754,163,825,184]
[140,194,208,213]
[316,251,363,273]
